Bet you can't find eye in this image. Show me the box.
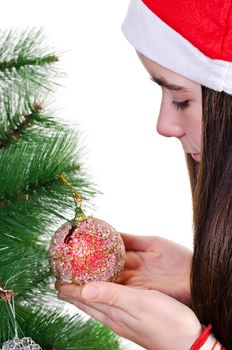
[171,100,189,110]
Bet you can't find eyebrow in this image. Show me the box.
[150,75,190,92]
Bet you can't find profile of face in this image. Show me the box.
[137,52,202,162]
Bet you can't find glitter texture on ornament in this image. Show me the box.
[49,217,126,285]
[0,337,42,350]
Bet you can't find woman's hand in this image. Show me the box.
[118,234,192,306]
[56,282,202,350]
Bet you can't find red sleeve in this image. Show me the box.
[190,324,226,350]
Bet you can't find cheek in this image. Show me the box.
[184,110,202,148]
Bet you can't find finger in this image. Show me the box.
[55,280,74,290]
[55,280,64,290]
[58,284,83,300]
[116,252,141,278]
[124,251,141,269]
[57,282,143,316]
[57,284,121,319]
[62,298,118,328]
[60,289,137,329]
[116,269,137,283]
[62,298,130,338]
[120,233,155,251]
[80,281,142,315]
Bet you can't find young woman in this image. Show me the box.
[56,0,232,349]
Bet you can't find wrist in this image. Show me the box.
[189,324,211,349]
[190,324,226,350]
[180,321,203,350]
[170,316,203,350]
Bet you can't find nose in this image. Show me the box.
[156,101,185,138]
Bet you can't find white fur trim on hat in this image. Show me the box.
[121,0,232,94]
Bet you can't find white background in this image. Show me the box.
[0,1,194,349]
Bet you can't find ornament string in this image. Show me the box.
[7,296,18,338]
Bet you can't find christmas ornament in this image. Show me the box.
[0,286,42,350]
[1,337,42,350]
[49,216,125,284]
[48,174,125,285]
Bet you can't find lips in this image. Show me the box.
[191,153,201,162]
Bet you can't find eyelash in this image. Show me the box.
[172,100,189,110]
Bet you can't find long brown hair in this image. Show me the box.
[186,86,232,349]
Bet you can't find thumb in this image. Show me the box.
[81,282,138,312]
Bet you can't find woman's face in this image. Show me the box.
[137,52,202,162]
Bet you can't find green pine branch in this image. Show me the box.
[0,302,120,350]
[0,129,95,289]
[0,28,120,350]
[0,54,58,71]
[0,28,62,95]
[0,90,59,146]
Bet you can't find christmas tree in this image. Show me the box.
[0,28,120,350]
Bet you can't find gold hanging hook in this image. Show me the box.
[60,173,86,221]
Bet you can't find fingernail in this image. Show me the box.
[81,285,98,300]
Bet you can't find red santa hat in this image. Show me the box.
[121,0,232,94]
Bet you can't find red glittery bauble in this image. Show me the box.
[48,217,126,285]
